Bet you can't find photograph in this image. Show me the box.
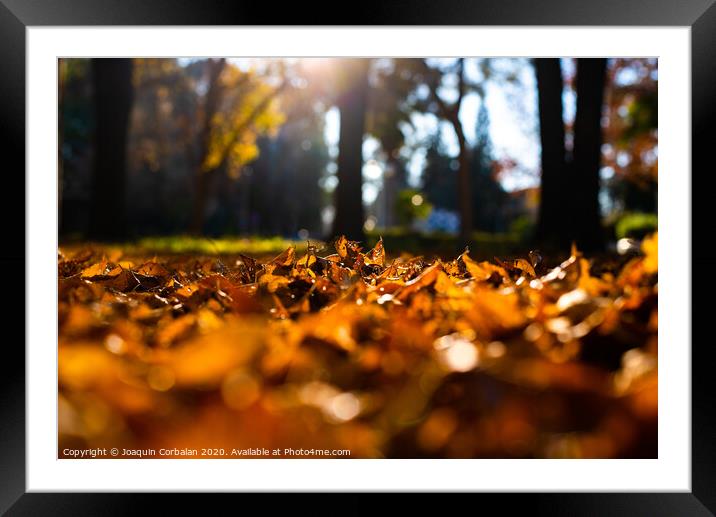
[57,56,658,460]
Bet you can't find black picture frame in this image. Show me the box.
[1,0,713,513]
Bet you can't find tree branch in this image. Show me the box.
[417,59,461,125]
[214,79,289,172]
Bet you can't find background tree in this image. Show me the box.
[602,58,658,214]
[129,58,195,234]
[534,58,568,247]
[414,58,473,242]
[366,59,414,227]
[421,135,458,211]
[236,84,330,238]
[571,58,607,251]
[471,101,506,232]
[88,58,134,241]
[58,59,67,229]
[190,59,286,234]
[332,58,370,241]
[534,58,608,251]
[393,58,524,242]
[58,59,93,236]
[419,101,508,236]
[190,58,226,234]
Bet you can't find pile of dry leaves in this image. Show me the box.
[58,234,658,458]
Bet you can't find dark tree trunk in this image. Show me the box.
[190,170,212,235]
[331,59,370,242]
[534,58,568,247]
[572,58,607,252]
[89,58,134,241]
[455,124,472,243]
[58,59,66,233]
[450,59,471,244]
[190,58,225,235]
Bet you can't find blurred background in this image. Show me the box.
[58,57,657,255]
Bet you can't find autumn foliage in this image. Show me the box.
[58,235,658,458]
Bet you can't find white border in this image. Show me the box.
[27,27,691,491]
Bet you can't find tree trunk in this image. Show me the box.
[331,59,370,242]
[454,59,472,244]
[572,58,607,252]
[88,58,134,241]
[534,58,568,247]
[383,153,406,227]
[191,169,213,235]
[190,58,225,235]
[455,122,472,243]
[58,59,66,234]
